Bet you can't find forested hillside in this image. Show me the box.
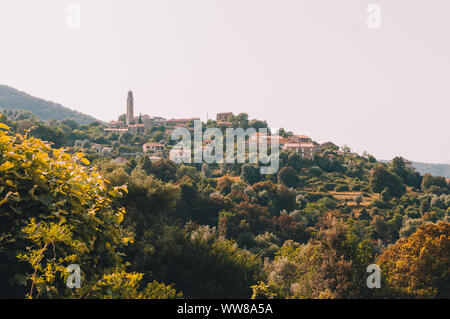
[0,85,98,124]
[0,112,449,299]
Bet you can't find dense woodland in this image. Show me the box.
[0,111,449,299]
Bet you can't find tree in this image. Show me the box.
[119,131,133,144]
[277,166,300,188]
[377,222,450,298]
[137,155,153,174]
[240,164,260,185]
[367,155,377,163]
[422,173,448,191]
[419,198,430,214]
[202,163,211,178]
[287,152,303,171]
[150,159,177,182]
[369,164,406,198]
[177,165,199,181]
[0,126,125,297]
[118,114,126,122]
[309,166,324,177]
[391,156,406,170]
[391,156,421,188]
[0,126,181,299]
[135,224,264,298]
[381,187,390,202]
[315,155,345,173]
[251,281,277,299]
[263,216,374,299]
[217,176,233,195]
[276,184,296,212]
[30,123,66,147]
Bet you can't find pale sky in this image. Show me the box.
[0,0,449,163]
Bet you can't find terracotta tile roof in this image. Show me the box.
[168,117,200,122]
[144,143,164,147]
[290,134,311,140]
[283,143,301,147]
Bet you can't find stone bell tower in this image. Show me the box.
[126,90,134,125]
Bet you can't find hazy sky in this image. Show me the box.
[0,0,449,163]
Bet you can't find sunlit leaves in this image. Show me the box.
[16,219,88,298]
[377,221,450,298]
[0,128,128,298]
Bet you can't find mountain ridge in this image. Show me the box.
[0,84,98,124]
[411,161,450,179]
[381,159,450,178]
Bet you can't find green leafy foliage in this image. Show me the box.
[1,111,449,299]
[0,127,180,298]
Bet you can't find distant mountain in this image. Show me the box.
[412,162,450,179]
[0,84,98,124]
[381,159,450,178]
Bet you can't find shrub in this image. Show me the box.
[324,183,337,191]
[308,166,324,177]
[334,185,349,192]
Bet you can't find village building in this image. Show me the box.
[314,143,323,153]
[128,123,146,135]
[249,132,284,146]
[170,148,191,162]
[150,116,167,126]
[167,118,200,126]
[143,142,165,153]
[148,156,163,162]
[112,156,128,165]
[288,134,313,144]
[282,142,316,160]
[216,112,233,123]
[108,120,125,128]
[131,114,149,126]
[126,91,134,125]
[403,158,413,169]
[91,143,112,156]
[104,127,129,133]
[111,91,323,162]
[321,141,339,150]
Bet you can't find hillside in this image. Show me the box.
[0,111,449,299]
[0,84,98,124]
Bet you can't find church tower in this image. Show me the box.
[126,90,134,125]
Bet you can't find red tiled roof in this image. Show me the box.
[168,118,200,122]
[144,143,164,147]
[283,143,301,147]
[292,134,311,139]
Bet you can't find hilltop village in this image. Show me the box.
[97,91,345,165]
